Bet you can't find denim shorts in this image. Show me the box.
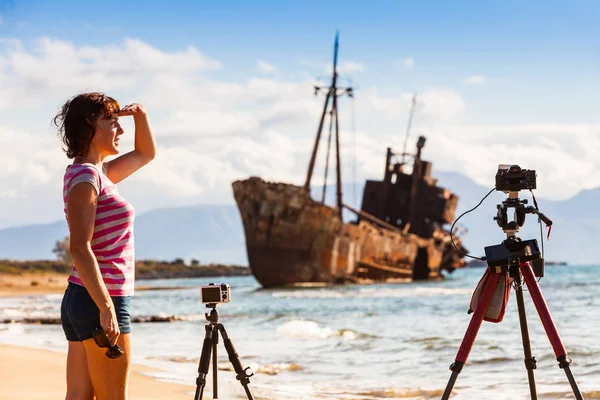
[60,282,132,342]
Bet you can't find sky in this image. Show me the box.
[0,0,598,227]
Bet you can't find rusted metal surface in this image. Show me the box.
[231,173,467,288]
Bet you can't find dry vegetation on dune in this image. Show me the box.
[0,259,251,279]
[0,259,251,297]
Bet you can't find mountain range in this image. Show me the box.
[1,171,598,265]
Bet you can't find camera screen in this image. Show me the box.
[202,287,221,303]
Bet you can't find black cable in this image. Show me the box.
[529,189,545,283]
[450,188,496,261]
[529,189,544,260]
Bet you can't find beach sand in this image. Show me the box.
[0,343,199,399]
[0,277,254,400]
[0,273,68,297]
[0,273,179,297]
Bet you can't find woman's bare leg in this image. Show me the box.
[66,341,95,400]
[83,333,131,400]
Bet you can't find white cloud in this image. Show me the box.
[0,37,221,110]
[335,61,364,74]
[0,37,327,224]
[301,58,364,75]
[337,123,600,203]
[463,75,487,85]
[366,88,466,122]
[257,60,278,75]
[0,36,597,227]
[402,57,415,68]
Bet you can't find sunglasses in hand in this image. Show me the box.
[93,327,124,359]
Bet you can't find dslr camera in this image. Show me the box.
[200,283,231,304]
[495,164,536,193]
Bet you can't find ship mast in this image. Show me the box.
[304,31,353,219]
[400,93,418,170]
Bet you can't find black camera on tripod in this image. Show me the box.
[495,164,536,193]
[484,164,550,278]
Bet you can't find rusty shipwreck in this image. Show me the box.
[232,33,467,288]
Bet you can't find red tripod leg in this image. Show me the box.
[441,271,502,400]
[520,262,584,400]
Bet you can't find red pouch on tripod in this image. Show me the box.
[469,269,511,323]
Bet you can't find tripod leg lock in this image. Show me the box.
[557,355,573,369]
[196,376,207,386]
[236,367,254,383]
[524,356,537,370]
[449,361,464,374]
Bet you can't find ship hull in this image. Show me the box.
[232,177,465,288]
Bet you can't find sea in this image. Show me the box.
[0,265,598,399]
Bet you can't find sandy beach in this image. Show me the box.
[0,275,230,399]
[0,343,197,400]
[0,273,179,298]
[0,273,69,297]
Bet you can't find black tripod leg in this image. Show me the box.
[213,329,218,399]
[513,271,537,400]
[520,263,584,400]
[194,324,215,400]
[217,324,255,400]
[442,271,503,400]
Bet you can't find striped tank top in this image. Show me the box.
[63,163,136,296]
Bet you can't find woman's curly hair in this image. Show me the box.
[53,92,121,158]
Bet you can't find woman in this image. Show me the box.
[54,92,156,399]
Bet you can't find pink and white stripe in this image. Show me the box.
[63,163,136,296]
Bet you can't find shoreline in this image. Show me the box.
[0,343,197,399]
[0,272,212,298]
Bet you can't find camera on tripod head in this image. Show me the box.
[200,283,231,305]
[495,164,536,193]
[484,164,548,278]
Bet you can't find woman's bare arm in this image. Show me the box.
[105,103,156,183]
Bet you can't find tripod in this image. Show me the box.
[442,192,584,399]
[193,304,254,400]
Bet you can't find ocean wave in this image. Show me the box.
[469,356,513,365]
[271,291,347,299]
[143,354,303,376]
[405,336,459,352]
[0,305,60,320]
[276,320,375,340]
[0,324,25,334]
[0,313,195,324]
[539,390,600,399]
[536,347,598,364]
[271,287,473,300]
[580,367,600,376]
[221,362,304,375]
[351,387,445,399]
[144,355,198,363]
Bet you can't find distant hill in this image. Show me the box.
[1,173,598,265]
[134,204,246,264]
[0,204,246,264]
[435,171,598,265]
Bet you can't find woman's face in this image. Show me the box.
[92,112,124,156]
